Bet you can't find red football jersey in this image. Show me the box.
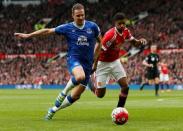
[160,64,169,74]
[99,27,134,62]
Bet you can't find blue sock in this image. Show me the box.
[67,95,74,103]
[55,93,67,107]
[59,95,75,109]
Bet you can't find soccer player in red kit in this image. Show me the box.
[89,12,147,108]
[159,59,171,92]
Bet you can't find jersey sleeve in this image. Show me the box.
[93,22,101,38]
[101,30,115,51]
[55,24,67,35]
[125,29,134,41]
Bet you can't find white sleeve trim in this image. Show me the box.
[102,45,107,51]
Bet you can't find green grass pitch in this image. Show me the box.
[0,89,183,131]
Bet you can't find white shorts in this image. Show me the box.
[160,73,169,82]
[96,59,127,88]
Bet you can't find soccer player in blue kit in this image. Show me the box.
[14,3,102,120]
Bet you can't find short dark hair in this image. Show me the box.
[72,3,84,13]
[113,12,126,21]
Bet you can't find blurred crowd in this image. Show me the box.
[0,0,182,84]
[0,57,70,84]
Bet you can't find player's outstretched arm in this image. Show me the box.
[14,28,55,39]
[130,38,147,47]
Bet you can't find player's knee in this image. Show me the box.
[118,78,128,88]
[96,93,105,98]
[75,75,85,83]
[124,86,129,90]
[119,80,128,87]
[96,88,106,98]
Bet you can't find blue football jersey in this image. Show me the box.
[55,20,100,69]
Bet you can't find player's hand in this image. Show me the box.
[14,33,30,39]
[139,38,147,45]
[120,57,128,64]
[91,62,97,74]
[148,64,153,67]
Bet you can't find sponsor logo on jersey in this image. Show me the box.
[77,35,89,46]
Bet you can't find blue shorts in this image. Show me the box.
[67,56,91,86]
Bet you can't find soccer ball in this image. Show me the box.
[111,107,129,125]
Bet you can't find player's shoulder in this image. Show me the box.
[64,22,74,27]
[85,20,99,27]
[104,27,115,37]
[123,27,131,33]
[124,27,130,31]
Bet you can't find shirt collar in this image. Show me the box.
[73,20,85,29]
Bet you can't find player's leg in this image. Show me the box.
[147,79,159,96]
[160,82,165,93]
[46,84,86,120]
[89,61,111,98]
[58,69,90,109]
[165,74,170,92]
[54,57,85,105]
[55,66,85,107]
[59,84,86,109]
[140,82,149,90]
[111,59,128,107]
[87,75,97,94]
[94,74,109,98]
[117,77,129,107]
[45,60,86,120]
[140,78,149,90]
[88,73,109,98]
[154,70,160,96]
[160,73,165,92]
[148,79,154,85]
[155,77,160,96]
[147,71,159,96]
[148,79,154,93]
[59,65,85,97]
[144,71,153,90]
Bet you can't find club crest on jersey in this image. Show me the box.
[106,41,112,47]
[86,28,92,34]
[77,35,89,46]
